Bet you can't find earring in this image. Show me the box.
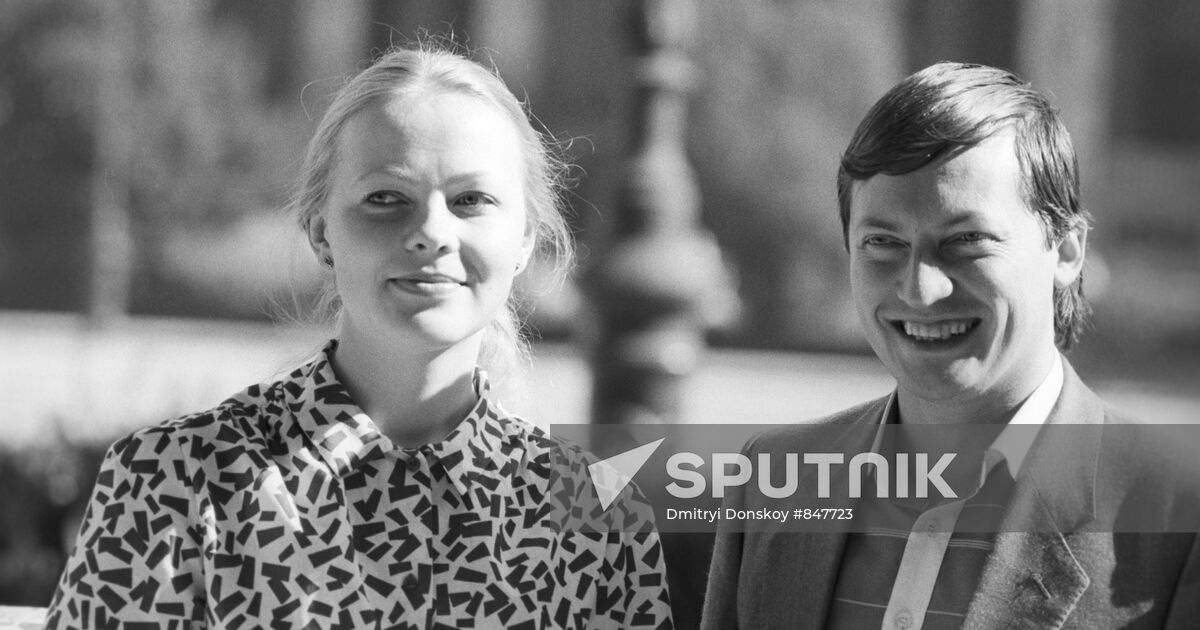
[323,256,334,269]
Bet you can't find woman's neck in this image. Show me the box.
[332,323,483,448]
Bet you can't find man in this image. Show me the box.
[702,63,1200,629]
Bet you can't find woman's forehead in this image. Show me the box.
[333,92,526,176]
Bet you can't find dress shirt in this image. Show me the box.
[45,341,673,630]
[830,354,1063,630]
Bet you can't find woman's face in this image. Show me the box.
[312,91,533,353]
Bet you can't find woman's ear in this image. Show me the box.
[516,228,536,275]
[306,213,333,268]
[1053,225,1087,289]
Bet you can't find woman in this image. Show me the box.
[46,45,673,629]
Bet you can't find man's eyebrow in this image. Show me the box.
[854,211,987,232]
[941,210,990,229]
[852,217,902,232]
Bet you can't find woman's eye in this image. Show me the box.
[364,191,404,205]
[454,192,497,210]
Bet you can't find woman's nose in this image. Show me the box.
[404,196,458,254]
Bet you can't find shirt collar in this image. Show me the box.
[872,353,1064,478]
[989,352,1063,476]
[286,340,519,500]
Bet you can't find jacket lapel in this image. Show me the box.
[778,399,886,628]
[962,359,1103,629]
[962,528,1090,630]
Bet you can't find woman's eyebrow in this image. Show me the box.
[354,165,417,184]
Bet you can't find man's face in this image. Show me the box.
[847,135,1084,412]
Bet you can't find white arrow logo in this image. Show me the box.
[588,438,666,510]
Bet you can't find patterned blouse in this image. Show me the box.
[45,342,673,629]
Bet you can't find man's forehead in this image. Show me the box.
[848,136,1027,229]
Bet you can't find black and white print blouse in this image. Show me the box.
[45,342,673,629]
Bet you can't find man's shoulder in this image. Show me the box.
[1069,365,1197,473]
[1098,413,1200,476]
[810,395,891,426]
[744,395,889,454]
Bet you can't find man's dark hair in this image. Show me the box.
[837,62,1091,350]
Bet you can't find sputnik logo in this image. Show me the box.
[588,438,666,510]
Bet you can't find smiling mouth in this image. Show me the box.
[891,318,980,342]
[390,276,466,296]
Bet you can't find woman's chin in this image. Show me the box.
[389,316,488,353]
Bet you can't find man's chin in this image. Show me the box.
[891,358,988,401]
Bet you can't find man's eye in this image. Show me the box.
[947,232,994,250]
[863,235,900,248]
[364,191,404,205]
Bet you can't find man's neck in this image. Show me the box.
[894,388,1021,426]
[895,349,1062,426]
[891,394,1008,461]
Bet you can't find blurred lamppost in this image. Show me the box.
[584,0,736,427]
[87,1,135,325]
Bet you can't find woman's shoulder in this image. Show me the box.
[105,374,290,464]
[490,412,597,467]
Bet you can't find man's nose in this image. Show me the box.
[898,257,953,308]
[404,196,458,254]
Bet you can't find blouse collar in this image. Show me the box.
[283,340,524,501]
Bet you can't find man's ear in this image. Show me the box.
[306,213,332,265]
[1053,225,1087,289]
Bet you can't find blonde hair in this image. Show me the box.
[293,44,574,377]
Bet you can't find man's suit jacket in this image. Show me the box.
[701,360,1200,629]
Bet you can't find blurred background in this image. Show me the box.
[2,0,1198,623]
